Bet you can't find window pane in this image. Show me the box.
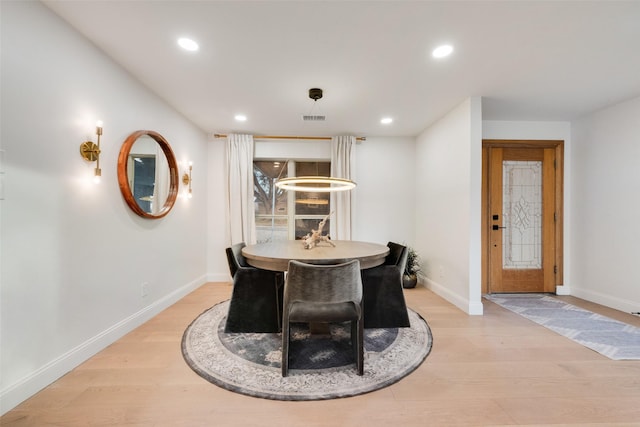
[256,216,288,243]
[296,161,330,176]
[254,161,287,215]
[293,162,330,216]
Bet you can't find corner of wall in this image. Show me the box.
[424,277,481,315]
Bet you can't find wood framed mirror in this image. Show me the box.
[117,130,179,219]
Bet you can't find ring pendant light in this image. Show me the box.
[275,176,356,192]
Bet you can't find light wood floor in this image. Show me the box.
[3,283,640,426]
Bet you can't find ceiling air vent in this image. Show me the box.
[303,88,325,121]
[302,115,326,121]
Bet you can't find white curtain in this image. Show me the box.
[330,135,356,240]
[226,134,256,244]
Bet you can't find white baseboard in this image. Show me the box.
[569,287,640,314]
[422,277,483,315]
[468,300,484,315]
[207,273,231,283]
[0,275,206,416]
[555,285,571,295]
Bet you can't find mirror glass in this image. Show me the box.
[117,130,178,219]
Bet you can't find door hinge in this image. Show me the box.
[554,265,558,274]
[554,212,557,222]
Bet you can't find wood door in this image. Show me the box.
[484,143,562,293]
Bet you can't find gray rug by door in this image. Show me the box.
[485,293,640,360]
[182,300,432,400]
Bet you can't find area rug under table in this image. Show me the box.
[485,293,640,360]
[182,300,432,400]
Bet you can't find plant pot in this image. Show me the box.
[402,274,418,289]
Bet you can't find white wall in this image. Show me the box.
[415,98,483,314]
[482,120,572,293]
[206,137,229,282]
[0,2,209,413]
[483,120,572,141]
[352,136,416,245]
[569,97,640,313]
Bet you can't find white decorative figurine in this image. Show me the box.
[302,211,335,249]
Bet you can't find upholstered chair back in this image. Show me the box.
[226,242,248,278]
[284,259,362,306]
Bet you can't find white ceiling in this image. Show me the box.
[42,0,640,137]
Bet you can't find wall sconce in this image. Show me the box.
[79,120,103,183]
[182,161,193,198]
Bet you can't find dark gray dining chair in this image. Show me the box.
[361,241,411,328]
[224,242,283,333]
[281,259,364,377]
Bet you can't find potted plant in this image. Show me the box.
[403,246,420,289]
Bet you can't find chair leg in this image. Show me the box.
[357,318,364,375]
[351,319,364,376]
[351,320,357,361]
[274,275,284,332]
[281,317,290,377]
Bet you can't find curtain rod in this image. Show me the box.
[213,133,366,141]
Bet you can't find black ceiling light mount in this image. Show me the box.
[303,88,326,121]
[308,88,323,101]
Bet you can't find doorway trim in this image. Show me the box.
[481,139,564,294]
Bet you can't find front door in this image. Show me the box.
[483,141,563,294]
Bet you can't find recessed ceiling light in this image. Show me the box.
[234,114,247,122]
[380,117,393,125]
[432,44,453,58]
[177,37,199,52]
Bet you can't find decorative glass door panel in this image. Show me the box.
[502,160,542,269]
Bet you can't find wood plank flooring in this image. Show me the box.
[3,283,640,426]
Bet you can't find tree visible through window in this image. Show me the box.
[254,160,331,243]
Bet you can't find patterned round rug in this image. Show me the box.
[182,300,432,400]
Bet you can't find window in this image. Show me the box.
[254,160,331,243]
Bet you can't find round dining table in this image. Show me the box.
[242,240,389,272]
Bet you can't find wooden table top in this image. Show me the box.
[242,240,390,271]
